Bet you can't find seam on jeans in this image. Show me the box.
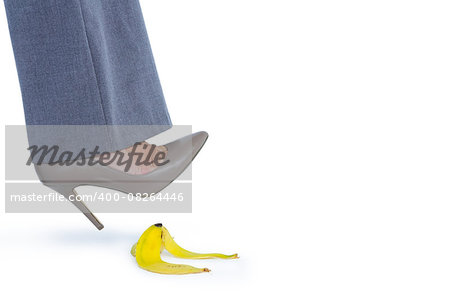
[77,0,116,152]
[77,0,109,126]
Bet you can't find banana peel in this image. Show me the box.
[131,223,238,275]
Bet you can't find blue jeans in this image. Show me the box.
[4,0,172,153]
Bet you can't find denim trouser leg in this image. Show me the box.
[4,0,172,154]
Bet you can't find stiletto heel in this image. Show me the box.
[46,183,104,230]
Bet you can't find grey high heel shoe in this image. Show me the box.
[34,131,209,230]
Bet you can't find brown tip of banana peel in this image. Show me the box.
[231,254,239,259]
[203,268,211,272]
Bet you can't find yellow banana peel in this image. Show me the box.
[131,223,238,275]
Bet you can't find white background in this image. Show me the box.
[1,0,450,299]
